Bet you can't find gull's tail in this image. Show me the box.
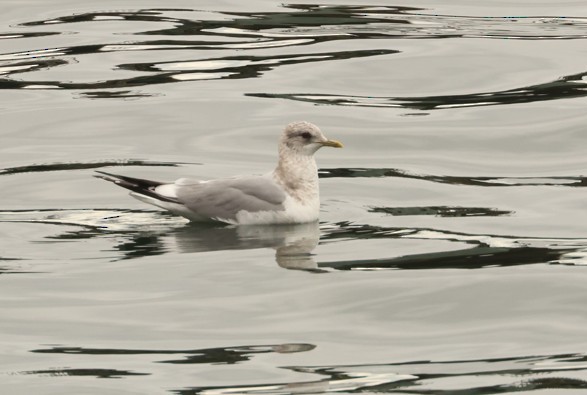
[94,170,178,203]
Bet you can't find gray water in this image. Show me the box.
[2,1,587,394]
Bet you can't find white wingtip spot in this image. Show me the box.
[155,183,178,199]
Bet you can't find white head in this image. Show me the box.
[280,121,343,156]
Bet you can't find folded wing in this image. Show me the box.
[175,175,287,222]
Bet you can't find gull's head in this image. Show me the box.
[280,121,343,156]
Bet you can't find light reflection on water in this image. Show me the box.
[2,205,587,272]
[18,344,587,394]
[2,2,587,394]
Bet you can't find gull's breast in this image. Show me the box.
[233,193,320,225]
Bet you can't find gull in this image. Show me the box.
[95,121,343,225]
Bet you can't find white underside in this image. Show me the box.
[129,190,320,225]
[231,194,320,225]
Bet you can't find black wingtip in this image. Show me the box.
[94,170,114,177]
[94,170,162,187]
[94,170,178,203]
[93,171,131,186]
[93,170,118,181]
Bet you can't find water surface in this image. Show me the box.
[2,1,587,394]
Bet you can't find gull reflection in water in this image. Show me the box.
[172,221,321,271]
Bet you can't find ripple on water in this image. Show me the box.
[0,5,586,99]
[16,345,587,393]
[2,3,587,394]
[2,206,587,272]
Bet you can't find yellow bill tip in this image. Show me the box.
[321,139,344,148]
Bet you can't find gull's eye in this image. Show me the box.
[301,132,312,139]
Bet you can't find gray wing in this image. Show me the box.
[175,175,286,221]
